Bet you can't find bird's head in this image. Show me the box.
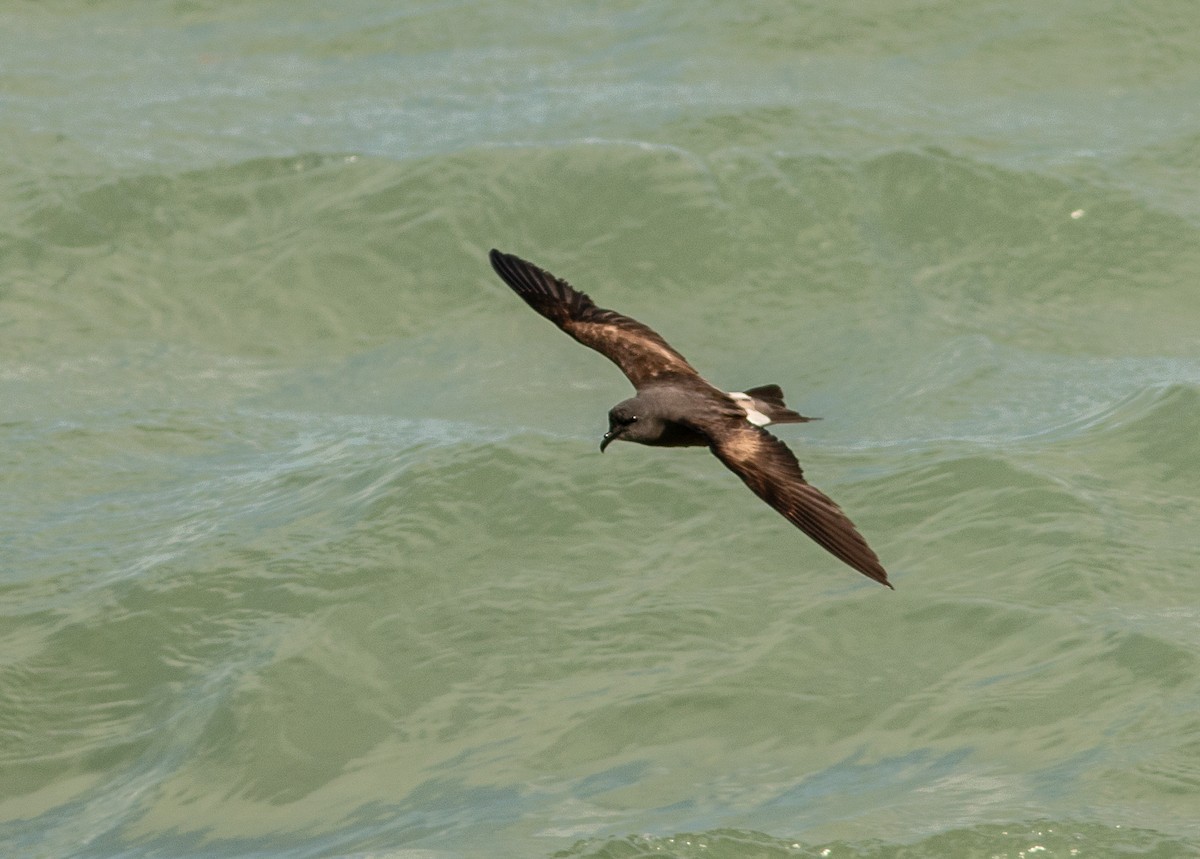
[600,399,641,452]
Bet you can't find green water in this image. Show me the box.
[3,3,1200,857]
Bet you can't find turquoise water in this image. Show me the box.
[3,3,1200,857]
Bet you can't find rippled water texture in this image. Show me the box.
[3,2,1199,857]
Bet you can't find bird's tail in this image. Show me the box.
[733,384,817,426]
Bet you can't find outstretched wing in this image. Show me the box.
[709,422,892,588]
[490,249,699,389]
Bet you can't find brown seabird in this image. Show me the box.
[489,249,892,589]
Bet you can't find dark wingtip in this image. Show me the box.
[848,548,892,590]
[488,248,540,296]
[488,248,542,288]
[865,564,893,589]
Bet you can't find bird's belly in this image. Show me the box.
[650,422,709,447]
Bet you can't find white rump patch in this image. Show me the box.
[729,391,772,427]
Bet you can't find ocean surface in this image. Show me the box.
[3,2,1199,857]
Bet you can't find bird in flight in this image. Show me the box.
[489,249,892,589]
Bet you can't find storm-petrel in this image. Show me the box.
[489,249,891,589]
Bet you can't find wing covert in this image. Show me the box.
[709,424,892,588]
[490,249,699,388]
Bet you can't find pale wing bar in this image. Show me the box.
[490,249,699,388]
[711,425,892,588]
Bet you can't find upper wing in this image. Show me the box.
[709,422,892,588]
[489,249,700,389]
